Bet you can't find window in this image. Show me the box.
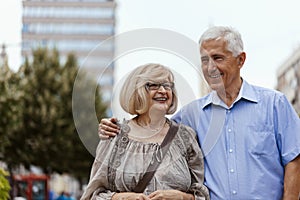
[26,23,114,35]
[23,6,114,18]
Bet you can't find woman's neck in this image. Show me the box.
[135,114,166,131]
[128,114,168,143]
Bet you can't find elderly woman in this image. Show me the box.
[80,63,209,200]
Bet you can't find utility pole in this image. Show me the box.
[0,43,8,67]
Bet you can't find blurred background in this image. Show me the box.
[1,0,300,199]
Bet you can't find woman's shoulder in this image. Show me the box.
[171,121,197,142]
[170,121,202,156]
[172,121,196,135]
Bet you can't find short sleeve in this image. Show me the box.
[275,94,300,165]
[80,138,117,200]
[180,125,210,200]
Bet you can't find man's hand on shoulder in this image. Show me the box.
[98,117,120,139]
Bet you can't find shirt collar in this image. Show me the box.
[202,78,258,109]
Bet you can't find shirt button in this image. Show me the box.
[232,190,237,195]
[228,128,232,132]
[230,169,234,173]
[229,149,233,153]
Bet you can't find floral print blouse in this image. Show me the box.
[80,120,210,200]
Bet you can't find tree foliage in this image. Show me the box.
[0,62,23,160]
[1,48,107,182]
[0,168,10,200]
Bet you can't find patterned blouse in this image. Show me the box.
[80,120,210,200]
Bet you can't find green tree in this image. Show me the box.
[0,168,10,200]
[51,53,107,182]
[3,48,63,170]
[0,62,23,162]
[2,48,107,183]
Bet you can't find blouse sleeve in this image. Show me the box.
[181,125,210,200]
[80,138,117,200]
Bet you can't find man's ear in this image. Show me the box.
[238,52,246,68]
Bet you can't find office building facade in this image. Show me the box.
[22,0,116,107]
[276,46,300,114]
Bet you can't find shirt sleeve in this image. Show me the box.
[80,138,116,200]
[182,125,210,200]
[171,109,183,124]
[275,94,300,165]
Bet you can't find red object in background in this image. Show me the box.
[13,174,49,200]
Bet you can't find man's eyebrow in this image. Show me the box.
[210,53,225,57]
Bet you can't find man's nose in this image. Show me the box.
[208,59,217,70]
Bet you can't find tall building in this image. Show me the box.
[21,0,116,110]
[276,46,300,114]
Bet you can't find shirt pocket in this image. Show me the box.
[246,125,276,157]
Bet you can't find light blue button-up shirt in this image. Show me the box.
[172,79,300,200]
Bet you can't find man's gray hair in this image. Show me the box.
[199,26,244,57]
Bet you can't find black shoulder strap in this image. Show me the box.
[133,121,179,193]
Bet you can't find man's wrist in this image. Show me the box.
[185,193,195,200]
[282,193,300,200]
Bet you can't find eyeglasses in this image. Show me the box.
[145,82,174,91]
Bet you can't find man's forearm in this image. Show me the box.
[283,155,300,200]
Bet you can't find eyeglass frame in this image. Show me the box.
[145,82,174,91]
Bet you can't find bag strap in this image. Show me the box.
[133,121,179,193]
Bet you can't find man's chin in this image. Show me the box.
[209,82,224,91]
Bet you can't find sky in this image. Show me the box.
[1,0,300,95]
[0,0,22,69]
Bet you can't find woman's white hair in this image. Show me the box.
[119,63,178,115]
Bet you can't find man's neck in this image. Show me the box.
[218,78,243,107]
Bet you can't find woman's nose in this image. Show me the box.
[157,85,166,92]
